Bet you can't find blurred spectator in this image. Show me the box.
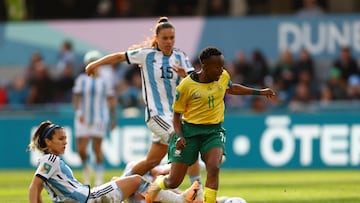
[7,75,29,107]
[3,0,27,21]
[232,50,251,84]
[347,74,360,100]
[115,0,135,17]
[224,93,245,109]
[288,82,316,112]
[0,80,8,108]
[272,49,296,90]
[250,96,267,113]
[297,70,320,99]
[333,46,359,82]
[246,0,271,15]
[297,0,324,16]
[0,0,7,21]
[27,61,55,104]
[206,0,229,16]
[56,40,75,75]
[224,61,247,108]
[247,49,269,87]
[229,0,247,16]
[25,51,43,83]
[154,0,197,16]
[96,0,116,18]
[29,0,99,19]
[293,48,315,83]
[225,63,238,81]
[325,68,348,100]
[54,63,75,103]
[319,85,332,107]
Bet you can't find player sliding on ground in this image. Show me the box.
[28,120,200,203]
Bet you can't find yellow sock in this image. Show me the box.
[204,187,217,203]
[156,176,168,190]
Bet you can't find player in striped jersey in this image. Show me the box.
[28,121,145,203]
[85,16,202,198]
[28,121,194,203]
[73,50,117,186]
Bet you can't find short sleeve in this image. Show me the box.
[172,82,188,113]
[35,154,59,180]
[180,53,194,73]
[126,48,148,65]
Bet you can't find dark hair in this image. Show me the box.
[28,120,62,153]
[150,16,175,48]
[130,16,175,50]
[155,16,174,35]
[199,46,223,64]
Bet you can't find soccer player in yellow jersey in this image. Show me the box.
[146,46,275,203]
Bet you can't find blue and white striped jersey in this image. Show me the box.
[126,47,194,120]
[35,154,90,202]
[73,73,114,124]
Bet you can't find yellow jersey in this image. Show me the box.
[173,70,231,124]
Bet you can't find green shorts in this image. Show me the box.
[168,122,226,165]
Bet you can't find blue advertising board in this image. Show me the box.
[0,110,359,169]
[198,15,360,60]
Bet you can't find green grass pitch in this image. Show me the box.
[1,169,359,202]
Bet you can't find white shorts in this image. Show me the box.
[88,181,123,203]
[75,119,108,138]
[146,115,174,145]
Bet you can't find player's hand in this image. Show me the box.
[172,65,187,78]
[261,88,276,99]
[175,137,186,150]
[85,63,97,77]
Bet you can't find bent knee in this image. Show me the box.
[206,164,220,175]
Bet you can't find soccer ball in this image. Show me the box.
[224,197,247,203]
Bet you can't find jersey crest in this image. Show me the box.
[192,92,201,99]
[41,162,52,174]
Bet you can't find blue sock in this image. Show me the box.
[94,163,104,172]
[189,174,202,186]
[124,169,133,177]
[137,177,151,193]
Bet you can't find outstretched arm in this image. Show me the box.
[86,52,127,77]
[29,176,44,203]
[226,84,276,99]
